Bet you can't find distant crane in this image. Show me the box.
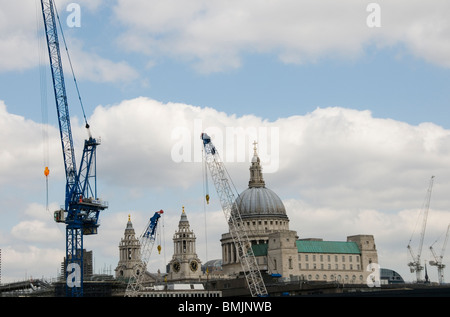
[201,133,268,297]
[407,176,435,283]
[125,210,163,297]
[40,0,107,296]
[429,224,450,284]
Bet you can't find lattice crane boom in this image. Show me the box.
[40,0,107,297]
[407,175,434,283]
[429,223,449,284]
[201,133,267,297]
[125,210,163,297]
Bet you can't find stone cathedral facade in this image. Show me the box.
[115,143,379,286]
[218,142,379,284]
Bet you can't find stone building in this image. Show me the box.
[167,207,203,282]
[114,142,379,287]
[115,215,143,281]
[218,142,378,284]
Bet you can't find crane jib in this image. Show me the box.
[200,133,267,297]
[41,0,77,185]
[40,0,107,297]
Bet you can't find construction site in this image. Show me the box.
[2,1,450,299]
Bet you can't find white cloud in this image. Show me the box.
[83,97,450,214]
[0,100,62,185]
[0,1,138,83]
[62,37,139,83]
[11,219,61,243]
[114,0,450,72]
[87,97,450,281]
[0,0,40,71]
[3,97,450,283]
[2,245,64,282]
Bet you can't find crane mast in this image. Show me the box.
[201,133,268,297]
[407,176,434,283]
[125,210,163,297]
[40,0,107,297]
[429,224,449,284]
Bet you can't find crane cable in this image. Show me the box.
[202,147,209,270]
[53,1,90,131]
[203,147,210,205]
[36,0,51,213]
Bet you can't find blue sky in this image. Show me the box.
[2,1,450,128]
[4,36,450,129]
[1,0,450,285]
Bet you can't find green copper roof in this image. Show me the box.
[297,240,360,254]
[251,240,361,256]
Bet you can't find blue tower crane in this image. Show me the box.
[40,0,107,297]
[125,210,164,297]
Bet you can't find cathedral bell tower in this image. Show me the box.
[115,215,144,281]
[168,207,202,281]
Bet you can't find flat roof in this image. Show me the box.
[251,240,361,256]
[297,240,360,254]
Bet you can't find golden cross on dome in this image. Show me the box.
[253,140,258,156]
